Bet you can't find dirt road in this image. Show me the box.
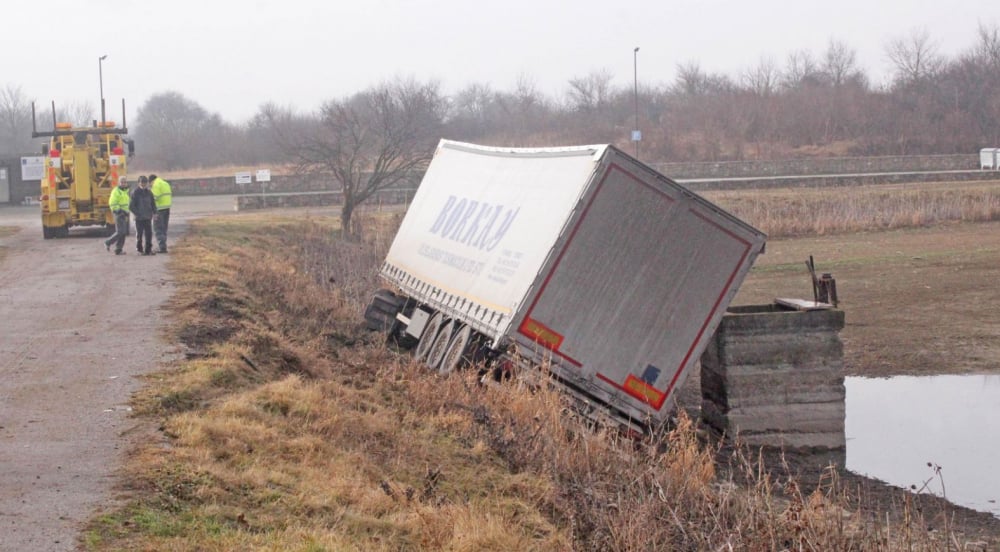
[0,196,234,551]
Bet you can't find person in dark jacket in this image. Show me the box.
[129,176,157,255]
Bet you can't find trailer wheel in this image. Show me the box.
[414,312,444,363]
[425,320,454,370]
[364,290,404,332]
[439,324,473,375]
[42,226,53,239]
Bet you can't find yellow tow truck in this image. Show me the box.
[32,101,134,239]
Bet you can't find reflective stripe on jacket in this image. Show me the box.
[151,177,172,210]
[108,186,130,213]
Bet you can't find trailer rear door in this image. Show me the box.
[514,154,765,425]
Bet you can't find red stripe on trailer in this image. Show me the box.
[654,209,751,410]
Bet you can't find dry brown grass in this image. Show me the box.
[706,180,1000,238]
[83,209,989,550]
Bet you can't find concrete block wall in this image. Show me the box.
[235,191,342,210]
[679,168,1000,192]
[234,189,416,211]
[168,171,423,197]
[700,304,846,455]
[654,153,978,180]
[170,174,331,196]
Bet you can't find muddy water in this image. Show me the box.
[845,375,1000,518]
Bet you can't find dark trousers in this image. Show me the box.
[154,208,170,252]
[135,219,153,253]
[104,213,129,253]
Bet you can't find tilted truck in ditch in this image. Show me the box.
[365,140,766,430]
[32,101,134,238]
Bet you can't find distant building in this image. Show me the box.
[0,154,45,205]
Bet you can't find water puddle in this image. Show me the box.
[846,374,1000,518]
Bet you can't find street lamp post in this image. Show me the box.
[99,54,108,123]
[632,47,640,159]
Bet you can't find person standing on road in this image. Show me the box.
[103,180,130,255]
[130,176,156,256]
[150,174,172,253]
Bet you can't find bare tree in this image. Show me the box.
[742,57,779,96]
[781,50,820,89]
[0,85,36,153]
[55,100,96,127]
[269,78,445,236]
[513,73,543,111]
[673,61,718,96]
[489,73,554,144]
[886,28,944,85]
[971,21,1000,69]
[821,39,863,87]
[136,91,231,169]
[449,82,499,139]
[566,69,614,111]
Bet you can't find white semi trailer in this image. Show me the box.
[365,140,767,430]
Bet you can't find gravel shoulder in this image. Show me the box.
[0,197,233,551]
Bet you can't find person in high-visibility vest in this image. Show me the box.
[149,174,173,253]
[103,180,131,255]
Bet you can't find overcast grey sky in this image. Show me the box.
[3,0,996,124]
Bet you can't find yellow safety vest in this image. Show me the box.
[151,177,172,210]
[108,186,130,213]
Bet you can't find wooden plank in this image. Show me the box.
[775,297,834,311]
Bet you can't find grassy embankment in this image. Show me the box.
[706,179,1000,238]
[83,185,999,550]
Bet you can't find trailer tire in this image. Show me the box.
[414,312,444,363]
[42,226,53,239]
[364,290,404,332]
[425,320,454,370]
[439,324,473,374]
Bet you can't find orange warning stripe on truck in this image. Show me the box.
[519,318,564,350]
[622,374,666,406]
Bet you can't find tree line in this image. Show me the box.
[3,24,998,168]
[4,25,999,232]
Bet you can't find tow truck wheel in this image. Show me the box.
[425,320,454,370]
[414,312,444,363]
[439,324,473,375]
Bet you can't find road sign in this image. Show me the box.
[235,171,252,184]
[256,169,271,182]
[20,157,45,181]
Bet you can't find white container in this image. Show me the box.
[980,147,999,170]
[376,140,767,428]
